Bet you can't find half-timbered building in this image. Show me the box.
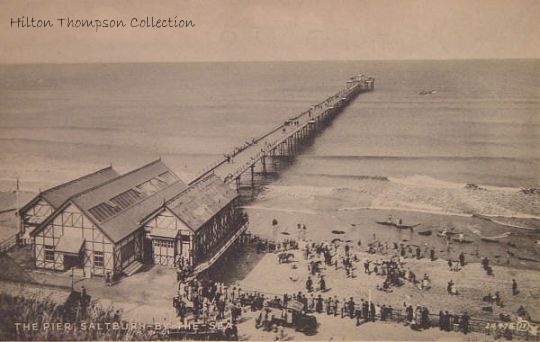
[30,159,187,277]
[142,173,246,271]
[18,166,120,244]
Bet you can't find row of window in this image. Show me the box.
[43,245,105,267]
[154,240,174,248]
[88,172,176,223]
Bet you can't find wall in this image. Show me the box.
[33,203,114,276]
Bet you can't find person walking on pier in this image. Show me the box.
[512,279,519,295]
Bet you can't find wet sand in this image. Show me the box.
[243,205,540,271]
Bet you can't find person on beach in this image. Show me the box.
[447,280,454,294]
[364,260,370,274]
[370,302,376,322]
[347,297,355,318]
[316,295,323,313]
[306,276,313,292]
[459,252,465,267]
[512,279,518,295]
[441,311,449,331]
[105,271,112,286]
[461,312,470,334]
[319,275,326,292]
[406,305,413,324]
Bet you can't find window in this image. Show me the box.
[44,245,55,262]
[120,240,136,260]
[155,240,174,248]
[180,235,190,242]
[94,251,104,267]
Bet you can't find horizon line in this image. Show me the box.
[1,57,539,66]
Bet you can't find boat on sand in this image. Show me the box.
[376,216,419,230]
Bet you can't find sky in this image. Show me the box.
[0,0,539,63]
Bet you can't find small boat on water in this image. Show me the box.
[418,229,432,236]
[419,89,437,95]
[481,237,499,243]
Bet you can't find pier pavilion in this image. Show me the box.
[26,160,246,278]
[29,159,187,277]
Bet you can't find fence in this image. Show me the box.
[0,233,18,254]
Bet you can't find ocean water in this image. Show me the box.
[0,60,539,217]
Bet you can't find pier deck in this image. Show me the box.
[191,74,374,187]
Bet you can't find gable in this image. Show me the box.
[31,200,113,244]
[145,208,192,233]
[22,198,54,225]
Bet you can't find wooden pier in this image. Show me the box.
[190,74,375,190]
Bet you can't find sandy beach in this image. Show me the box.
[222,198,540,323]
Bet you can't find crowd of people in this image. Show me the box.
[171,279,244,339]
[163,224,530,340]
[299,238,436,295]
[169,278,474,337]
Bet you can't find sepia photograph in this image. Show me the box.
[0,0,539,340]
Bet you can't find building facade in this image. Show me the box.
[27,161,246,278]
[142,174,245,270]
[30,159,186,277]
[19,166,119,244]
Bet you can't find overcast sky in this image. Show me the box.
[1,0,539,63]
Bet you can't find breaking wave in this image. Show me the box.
[262,174,540,220]
[305,155,537,163]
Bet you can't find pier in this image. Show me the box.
[7,74,375,281]
[190,74,375,190]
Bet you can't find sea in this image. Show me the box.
[0,60,539,218]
